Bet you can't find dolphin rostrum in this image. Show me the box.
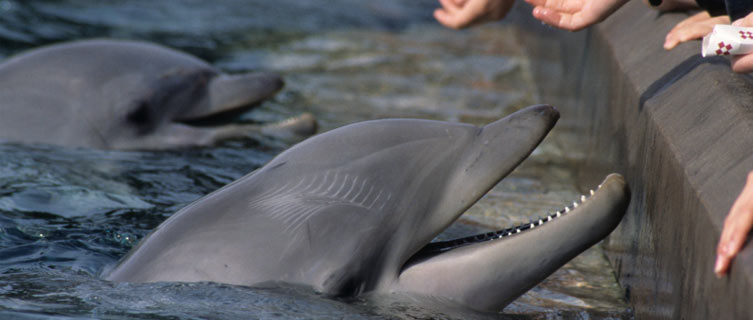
[0,39,316,150]
[104,104,630,311]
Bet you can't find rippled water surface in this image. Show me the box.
[0,1,630,319]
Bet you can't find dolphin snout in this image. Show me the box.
[265,72,285,93]
[532,104,559,122]
[209,71,285,109]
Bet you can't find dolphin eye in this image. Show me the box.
[127,101,151,124]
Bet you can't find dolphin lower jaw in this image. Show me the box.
[107,113,318,150]
[392,174,630,312]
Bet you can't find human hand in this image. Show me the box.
[526,0,630,31]
[434,0,514,29]
[715,171,753,277]
[664,11,730,50]
[731,12,753,73]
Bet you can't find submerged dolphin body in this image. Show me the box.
[0,39,316,150]
[104,104,630,311]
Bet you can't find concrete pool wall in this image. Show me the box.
[512,1,753,318]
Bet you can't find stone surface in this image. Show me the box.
[513,1,753,318]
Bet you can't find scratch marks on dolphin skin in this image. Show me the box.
[249,170,392,233]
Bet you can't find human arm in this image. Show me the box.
[434,0,515,29]
[525,0,630,31]
[715,170,753,277]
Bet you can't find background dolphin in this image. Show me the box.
[104,104,630,311]
[0,39,316,149]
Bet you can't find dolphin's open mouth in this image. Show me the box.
[407,181,607,264]
[394,173,628,312]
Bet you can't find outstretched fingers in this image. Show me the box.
[715,172,753,277]
[434,0,465,28]
[527,0,628,31]
[527,0,595,32]
[531,6,584,31]
[435,0,513,29]
[664,12,729,50]
[526,0,583,13]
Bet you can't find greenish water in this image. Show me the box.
[0,1,630,318]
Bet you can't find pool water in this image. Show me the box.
[0,0,630,318]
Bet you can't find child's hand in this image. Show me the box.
[664,11,729,50]
[434,0,514,29]
[715,171,753,277]
[526,0,629,31]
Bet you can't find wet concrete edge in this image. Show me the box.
[511,1,753,318]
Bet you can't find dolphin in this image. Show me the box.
[104,104,630,312]
[0,39,316,150]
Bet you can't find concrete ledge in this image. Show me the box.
[513,1,753,318]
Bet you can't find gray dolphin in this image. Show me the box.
[104,104,630,312]
[0,39,316,150]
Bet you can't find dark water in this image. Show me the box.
[0,1,630,319]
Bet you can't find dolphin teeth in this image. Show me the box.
[538,219,544,226]
[530,223,535,229]
[516,228,521,233]
[572,202,578,208]
[565,207,570,213]
[581,195,587,202]
[547,216,552,221]
[556,211,562,217]
[590,189,595,196]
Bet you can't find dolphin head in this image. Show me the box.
[110,65,310,149]
[78,39,287,130]
[0,39,314,150]
[105,104,629,312]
